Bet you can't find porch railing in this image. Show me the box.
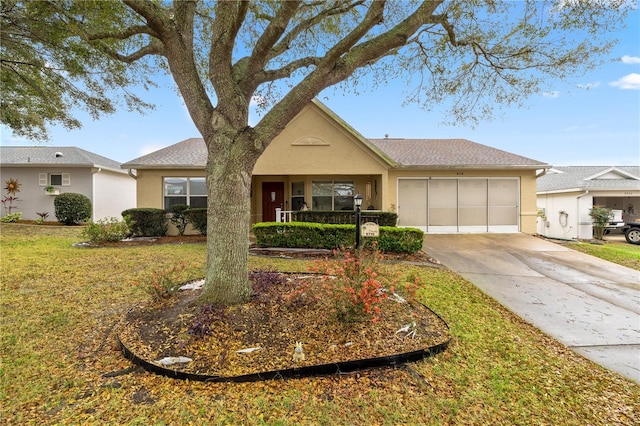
[275,208,294,223]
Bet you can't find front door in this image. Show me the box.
[262,182,285,222]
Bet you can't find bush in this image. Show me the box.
[167,204,190,236]
[252,222,424,253]
[54,193,91,225]
[82,217,129,243]
[589,206,612,240]
[0,212,22,223]
[122,208,168,237]
[184,208,207,235]
[292,210,398,226]
[133,262,189,301]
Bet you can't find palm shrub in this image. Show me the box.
[54,193,91,225]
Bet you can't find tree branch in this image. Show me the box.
[239,1,300,96]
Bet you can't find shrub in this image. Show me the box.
[54,193,91,225]
[167,204,190,236]
[122,208,168,237]
[306,249,400,323]
[0,212,22,223]
[82,217,129,243]
[252,222,424,253]
[589,206,612,240]
[184,208,207,235]
[292,210,398,226]
[133,261,188,301]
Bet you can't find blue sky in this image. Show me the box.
[1,7,638,167]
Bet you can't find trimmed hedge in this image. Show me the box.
[122,208,168,237]
[184,208,207,235]
[252,222,423,253]
[54,192,92,225]
[292,210,398,226]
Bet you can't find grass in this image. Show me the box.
[1,224,638,425]
[567,238,640,271]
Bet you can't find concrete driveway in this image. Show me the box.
[422,233,640,383]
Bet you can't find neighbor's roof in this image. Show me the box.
[368,138,548,169]
[122,137,549,170]
[122,138,207,169]
[537,166,640,193]
[0,146,124,173]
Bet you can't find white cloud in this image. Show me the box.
[576,81,600,90]
[564,125,580,132]
[542,91,560,98]
[609,73,640,90]
[621,55,640,64]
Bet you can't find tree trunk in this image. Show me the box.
[199,128,255,305]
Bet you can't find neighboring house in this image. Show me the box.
[0,146,136,222]
[122,99,550,235]
[537,166,640,240]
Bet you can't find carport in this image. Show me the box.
[537,166,640,240]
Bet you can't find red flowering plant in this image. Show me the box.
[309,246,399,323]
[133,261,191,301]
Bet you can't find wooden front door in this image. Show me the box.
[262,182,285,222]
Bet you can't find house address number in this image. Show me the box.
[361,222,380,237]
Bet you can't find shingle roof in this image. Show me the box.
[122,137,548,170]
[537,166,640,192]
[368,138,548,168]
[121,138,207,168]
[0,146,124,172]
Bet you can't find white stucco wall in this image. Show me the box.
[536,191,588,240]
[92,169,136,220]
[0,166,91,221]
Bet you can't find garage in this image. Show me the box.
[397,177,520,233]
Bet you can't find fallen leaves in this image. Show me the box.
[119,273,450,378]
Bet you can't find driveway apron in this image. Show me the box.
[422,233,640,383]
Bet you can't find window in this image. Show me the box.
[163,177,207,209]
[291,181,305,210]
[312,180,354,210]
[39,173,70,186]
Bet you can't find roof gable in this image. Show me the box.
[584,167,640,181]
[537,166,640,193]
[121,100,549,171]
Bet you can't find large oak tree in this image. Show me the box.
[1,1,629,304]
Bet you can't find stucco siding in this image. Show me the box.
[93,170,136,220]
[0,166,92,221]
[254,104,388,176]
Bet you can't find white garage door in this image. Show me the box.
[398,178,520,233]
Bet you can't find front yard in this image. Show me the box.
[1,224,638,425]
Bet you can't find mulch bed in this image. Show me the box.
[119,273,450,379]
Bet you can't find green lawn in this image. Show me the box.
[1,224,638,425]
[568,238,640,271]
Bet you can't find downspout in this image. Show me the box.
[128,169,137,179]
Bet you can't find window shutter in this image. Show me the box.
[61,173,71,186]
[38,173,47,186]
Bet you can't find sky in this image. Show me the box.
[1,7,639,167]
